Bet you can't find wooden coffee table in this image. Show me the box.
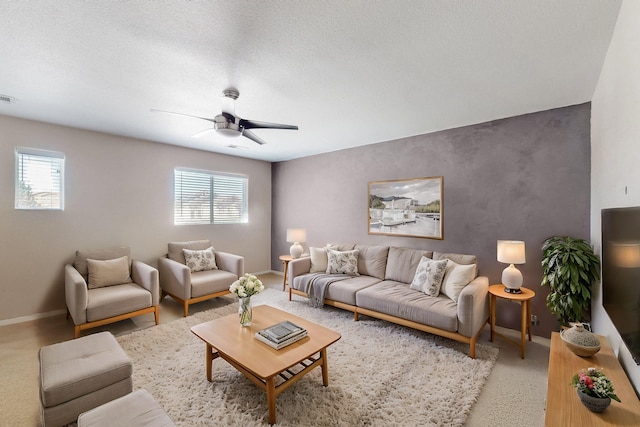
[191,304,341,425]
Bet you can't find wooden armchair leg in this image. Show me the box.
[183,302,189,317]
[154,307,160,325]
[74,326,80,339]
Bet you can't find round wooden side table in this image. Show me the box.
[488,284,536,359]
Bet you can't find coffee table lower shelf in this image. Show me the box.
[205,344,329,423]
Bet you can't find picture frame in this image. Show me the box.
[368,176,443,239]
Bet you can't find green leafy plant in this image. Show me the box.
[541,236,600,327]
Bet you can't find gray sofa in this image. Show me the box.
[288,244,489,358]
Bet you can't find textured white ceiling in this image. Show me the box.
[0,1,621,162]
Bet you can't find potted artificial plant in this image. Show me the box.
[541,236,600,327]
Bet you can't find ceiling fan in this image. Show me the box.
[151,88,298,145]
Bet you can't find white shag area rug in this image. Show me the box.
[116,289,498,426]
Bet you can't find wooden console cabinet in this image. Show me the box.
[545,332,640,426]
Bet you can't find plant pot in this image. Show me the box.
[577,389,611,413]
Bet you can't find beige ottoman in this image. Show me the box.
[78,389,176,426]
[39,331,132,427]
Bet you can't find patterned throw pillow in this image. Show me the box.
[183,246,218,273]
[410,257,448,296]
[326,249,360,276]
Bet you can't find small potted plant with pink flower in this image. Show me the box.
[571,367,621,412]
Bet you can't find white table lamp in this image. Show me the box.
[287,228,307,259]
[497,240,526,294]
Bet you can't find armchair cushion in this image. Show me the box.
[75,247,131,281]
[183,247,218,272]
[87,256,132,289]
[168,240,211,265]
[86,283,153,322]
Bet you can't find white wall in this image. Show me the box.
[0,115,272,321]
[591,0,640,394]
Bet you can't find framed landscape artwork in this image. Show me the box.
[368,176,443,239]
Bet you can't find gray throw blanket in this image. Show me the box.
[296,273,350,307]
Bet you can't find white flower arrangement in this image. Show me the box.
[229,273,264,298]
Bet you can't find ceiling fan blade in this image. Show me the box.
[150,109,216,124]
[242,129,267,145]
[240,118,298,131]
[192,128,216,138]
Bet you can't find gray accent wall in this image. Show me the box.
[0,115,272,322]
[272,103,591,337]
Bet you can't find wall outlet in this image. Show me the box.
[531,314,539,326]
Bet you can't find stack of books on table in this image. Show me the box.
[255,320,308,349]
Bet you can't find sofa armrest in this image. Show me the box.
[288,257,312,286]
[65,264,88,325]
[158,257,192,300]
[132,260,160,306]
[456,275,490,338]
[215,251,244,277]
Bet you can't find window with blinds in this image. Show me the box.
[174,169,248,225]
[15,148,65,210]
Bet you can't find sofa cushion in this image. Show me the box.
[440,260,477,302]
[322,275,382,306]
[355,244,389,280]
[75,247,131,281]
[326,249,360,275]
[409,257,448,297]
[384,247,433,284]
[433,252,477,266]
[309,247,328,273]
[168,240,212,265]
[356,281,458,332]
[87,256,132,289]
[183,246,217,272]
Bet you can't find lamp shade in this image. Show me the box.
[497,240,526,264]
[286,228,307,243]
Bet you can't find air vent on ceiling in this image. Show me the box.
[1,94,16,104]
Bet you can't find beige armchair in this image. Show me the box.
[65,247,160,338]
[158,240,244,316]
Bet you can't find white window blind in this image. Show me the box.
[15,148,65,210]
[174,169,248,225]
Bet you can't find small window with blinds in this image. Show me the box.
[174,168,248,225]
[15,148,65,210]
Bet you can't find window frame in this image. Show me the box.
[15,147,65,210]
[174,168,248,225]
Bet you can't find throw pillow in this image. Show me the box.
[410,257,448,296]
[440,260,477,302]
[183,246,218,273]
[326,249,360,276]
[309,247,329,273]
[87,256,131,289]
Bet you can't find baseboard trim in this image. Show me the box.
[0,309,66,327]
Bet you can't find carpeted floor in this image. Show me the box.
[116,289,499,426]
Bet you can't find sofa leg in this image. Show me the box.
[74,326,80,339]
[469,338,476,359]
[354,312,359,321]
[154,306,160,325]
[183,302,189,317]
[288,288,292,302]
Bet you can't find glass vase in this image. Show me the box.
[238,296,252,326]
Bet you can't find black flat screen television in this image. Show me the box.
[602,206,640,365]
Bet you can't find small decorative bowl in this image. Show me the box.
[561,323,601,357]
